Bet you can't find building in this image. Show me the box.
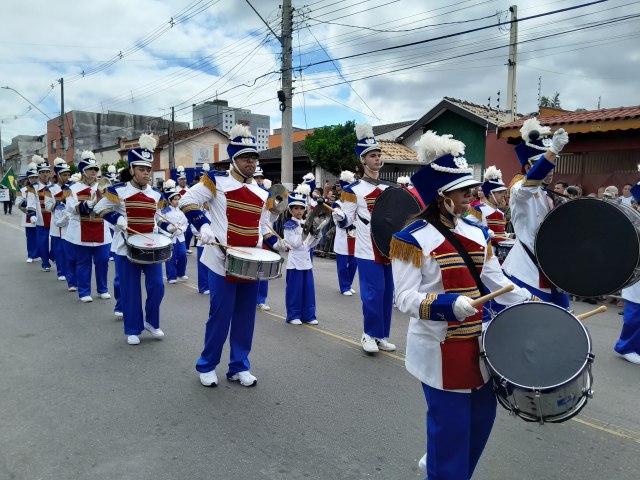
[46,110,188,166]
[269,127,315,149]
[2,134,48,175]
[192,99,270,151]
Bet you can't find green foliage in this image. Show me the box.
[540,92,561,108]
[100,159,128,173]
[303,120,359,175]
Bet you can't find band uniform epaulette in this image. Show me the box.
[283,220,298,230]
[103,185,120,203]
[151,186,163,195]
[201,170,227,197]
[466,205,482,221]
[508,174,524,191]
[340,181,358,203]
[389,219,426,268]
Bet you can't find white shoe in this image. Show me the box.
[100,292,111,300]
[305,319,319,325]
[376,338,396,352]
[288,319,302,325]
[228,371,257,387]
[350,288,356,294]
[199,370,218,387]
[80,296,93,303]
[57,275,66,281]
[68,286,77,292]
[42,267,51,272]
[621,352,640,364]
[168,279,177,284]
[202,290,210,295]
[257,303,271,311]
[418,453,427,471]
[127,335,140,345]
[342,291,353,296]
[361,333,379,353]
[26,258,33,263]
[114,311,123,318]
[186,249,193,255]
[109,257,115,261]
[179,275,189,281]
[144,322,164,338]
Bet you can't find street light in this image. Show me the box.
[1,86,51,119]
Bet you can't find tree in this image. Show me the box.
[540,91,561,108]
[100,159,128,173]
[303,120,359,175]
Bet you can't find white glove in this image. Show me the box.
[549,128,569,155]
[274,238,289,252]
[313,219,330,237]
[453,296,478,322]
[29,215,37,224]
[115,216,128,233]
[199,224,216,244]
[332,209,345,223]
[85,192,97,209]
[167,224,178,233]
[487,229,495,238]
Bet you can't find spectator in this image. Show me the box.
[554,181,568,194]
[597,186,607,199]
[603,185,619,200]
[566,185,580,199]
[620,183,633,206]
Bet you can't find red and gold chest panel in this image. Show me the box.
[125,192,157,234]
[225,186,264,248]
[77,186,104,242]
[39,189,51,228]
[365,187,389,265]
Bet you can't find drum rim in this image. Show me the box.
[226,246,283,261]
[370,186,422,258]
[126,233,172,248]
[481,301,593,391]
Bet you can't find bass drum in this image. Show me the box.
[481,302,594,424]
[536,198,640,297]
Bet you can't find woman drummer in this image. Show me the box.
[94,134,174,345]
[389,131,537,479]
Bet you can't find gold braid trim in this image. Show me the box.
[486,241,493,261]
[466,207,482,221]
[266,197,275,211]
[157,199,166,210]
[201,174,217,197]
[97,208,112,218]
[103,189,120,203]
[389,237,423,268]
[340,191,357,204]
[419,294,438,320]
[508,173,524,191]
[522,178,543,187]
[63,189,72,198]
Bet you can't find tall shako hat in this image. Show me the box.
[254,164,265,178]
[78,150,99,173]
[354,123,381,159]
[396,175,411,187]
[128,134,156,168]
[514,117,553,166]
[481,166,507,198]
[631,182,640,203]
[163,179,180,200]
[26,162,39,178]
[176,165,187,180]
[53,157,70,175]
[227,124,258,162]
[33,154,50,172]
[105,164,118,181]
[302,172,315,192]
[339,170,355,188]
[202,162,210,173]
[410,130,481,205]
[288,183,310,209]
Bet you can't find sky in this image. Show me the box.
[1,0,639,147]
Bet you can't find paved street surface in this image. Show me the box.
[1,212,639,480]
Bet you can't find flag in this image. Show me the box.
[0,167,17,191]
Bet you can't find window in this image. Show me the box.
[51,139,57,153]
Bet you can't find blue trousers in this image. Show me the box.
[75,243,110,298]
[36,225,51,268]
[165,240,187,281]
[615,299,640,355]
[50,236,66,277]
[185,228,194,250]
[505,273,569,308]
[196,246,210,293]
[422,382,497,480]
[336,253,357,294]
[63,240,77,289]
[113,255,122,314]
[257,280,269,305]
[196,271,259,376]
[115,255,164,335]
[285,269,316,322]
[356,258,394,338]
[25,227,38,259]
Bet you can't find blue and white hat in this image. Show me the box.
[105,164,118,182]
[410,131,481,205]
[396,175,412,187]
[176,165,187,180]
[78,150,99,173]
[630,183,640,203]
[53,157,70,175]
[128,134,157,168]
[26,162,39,178]
[288,184,310,209]
[33,155,50,173]
[354,123,381,159]
[481,166,507,198]
[514,117,553,166]
[339,170,356,188]
[254,164,265,178]
[227,124,258,162]
[163,179,180,200]
[302,172,316,193]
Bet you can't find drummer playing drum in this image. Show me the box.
[389,131,537,479]
[178,124,286,389]
[94,134,173,346]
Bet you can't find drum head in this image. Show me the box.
[128,233,170,248]
[483,302,590,389]
[536,198,640,297]
[371,187,423,258]
[229,246,281,261]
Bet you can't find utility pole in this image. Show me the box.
[169,106,175,171]
[281,0,293,190]
[59,77,66,160]
[506,6,518,122]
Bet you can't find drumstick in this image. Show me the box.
[320,202,334,213]
[469,285,515,308]
[156,213,178,228]
[205,241,253,255]
[127,227,155,242]
[576,305,607,321]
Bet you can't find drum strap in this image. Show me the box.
[519,240,553,289]
[432,222,487,296]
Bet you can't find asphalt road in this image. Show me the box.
[0,212,638,480]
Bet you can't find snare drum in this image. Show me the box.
[225,247,283,280]
[481,302,594,424]
[125,233,173,264]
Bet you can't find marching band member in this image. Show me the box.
[332,123,396,354]
[390,130,536,480]
[502,118,570,307]
[333,170,358,296]
[254,164,271,311]
[61,173,82,292]
[26,156,53,272]
[179,124,285,388]
[467,166,508,240]
[104,165,118,185]
[94,134,168,345]
[160,180,189,284]
[17,168,38,262]
[176,165,193,254]
[45,158,72,282]
[283,184,324,325]
[65,151,113,303]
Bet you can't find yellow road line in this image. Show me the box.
[573,417,640,443]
